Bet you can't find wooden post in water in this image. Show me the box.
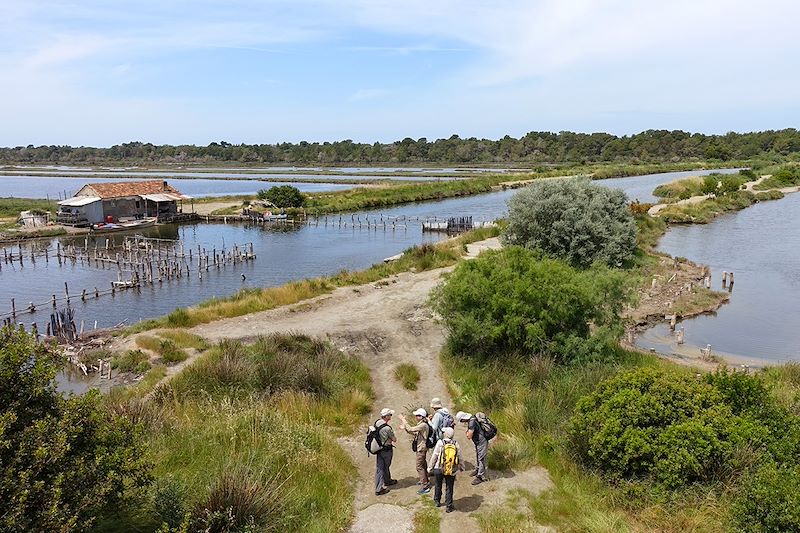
[11,298,15,320]
[676,328,685,344]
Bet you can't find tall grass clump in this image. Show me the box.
[111,349,151,373]
[169,335,369,404]
[394,363,421,390]
[103,333,373,532]
[136,335,188,364]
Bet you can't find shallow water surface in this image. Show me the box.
[636,192,800,363]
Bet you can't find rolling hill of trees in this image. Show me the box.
[2,129,799,166]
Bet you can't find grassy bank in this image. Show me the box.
[99,333,373,532]
[657,190,763,224]
[128,226,500,332]
[0,197,56,217]
[206,161,745,216]
[442,335,800,532]
[651,171,752,202]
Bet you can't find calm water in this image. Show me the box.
[1,168,740,333]
[0,170,459,189]
[0,175,359,199]
[636,192,800,364]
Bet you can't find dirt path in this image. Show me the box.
[190,238,553,532]
[648,174,800,216]
[192,201,240,215]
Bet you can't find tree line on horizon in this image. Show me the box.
[2,128,799,166]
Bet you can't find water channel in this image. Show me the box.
[0,168,743,331]
[8,167,795,389]
[635,191,800,365]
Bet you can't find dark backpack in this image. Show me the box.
[412,421,437,452]
[424,420,437,449]
[365,420,389,455]
[475,412,497,440]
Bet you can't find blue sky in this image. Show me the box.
[1,0,799,146]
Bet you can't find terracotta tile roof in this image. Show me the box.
[78,180,184,199]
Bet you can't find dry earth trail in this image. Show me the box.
[190,238,554,532]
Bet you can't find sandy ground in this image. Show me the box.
[648,193,712,215]
[191,201,240,215]
[189,238,554,532]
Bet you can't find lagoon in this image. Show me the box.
[636,191,800,364]
[0,174,359,200]
[0,168,753,336]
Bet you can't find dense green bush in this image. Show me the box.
[0,328,151,531]
[257,185,306,208]
[733,462,800,533]
[569,367,797,490]
[504,178,636,268]
[431,247,627,363]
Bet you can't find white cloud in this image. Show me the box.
[1,0,799,145]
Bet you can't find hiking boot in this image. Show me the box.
[446,507,455,513]
[471,477,485,485]
[375,488,390,496]
[434,501,441,507]
[417,486,431,495]
[469,469,479,477]
[386,479,398,485]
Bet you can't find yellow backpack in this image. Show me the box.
[442,442,459,476]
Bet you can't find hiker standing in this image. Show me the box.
[428,427,463,513]
[456,411,488,484]
[399,408,433,494]
[374,408,397,495]
[429,397,453,441]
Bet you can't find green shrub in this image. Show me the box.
[257,185,305,208]
[431,247,628,363]
[702,174,719,195]
[152,476,189,529]
[0,328,151,531]
[732,463,800,533]
[112,349,151,373]
[569,368,794,489]
[504,178,636,268]
[719,174,746,195]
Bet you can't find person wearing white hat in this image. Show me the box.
[374,408,397,495]
[456,411,488,484]
[399,408,433,494]
[429,397,453,441]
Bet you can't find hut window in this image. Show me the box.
[135,200,141,208]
